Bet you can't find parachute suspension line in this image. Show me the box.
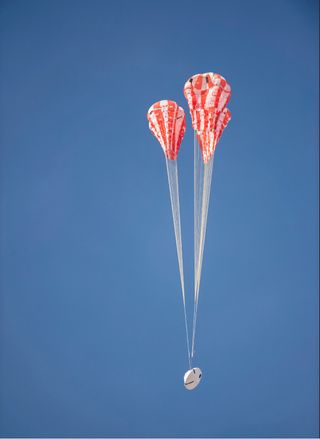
[196,155,214,304]
[191,134,215,358]
[165,157,191,369]
[192,132,202,358]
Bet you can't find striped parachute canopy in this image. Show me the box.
[197,108,231,164]
[147,100,186,160]
[184,72,231,133]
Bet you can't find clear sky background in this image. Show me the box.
[0,0,318,437]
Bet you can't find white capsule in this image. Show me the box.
[183,367,202,390]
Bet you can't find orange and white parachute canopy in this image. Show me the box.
[184,72,231,133]
[147,100,186,160]
[197,108,231,164]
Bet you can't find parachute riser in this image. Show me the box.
[192,133,215,358]
[165,157,192,368]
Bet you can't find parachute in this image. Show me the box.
[184,73,231,358]
[147,100,185,160]
[184,72,231,133]
[147,74,232,388]
[147,100,191,367]
[197,108,231,164]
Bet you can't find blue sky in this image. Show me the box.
[0,0,318,437]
